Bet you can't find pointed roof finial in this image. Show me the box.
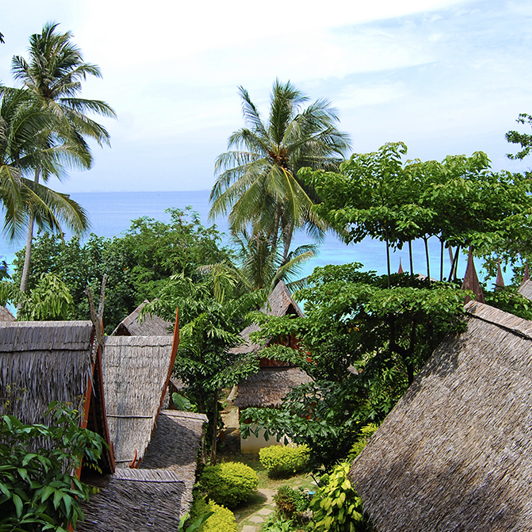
[495,261,505,291]
[461,247,485,304]
[398,258,404,274]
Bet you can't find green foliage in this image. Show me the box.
[199,461,258,509]
[0,401,106,531]
[10,208,233,332]
[172,393,193,411]
[347,424,379,462]
[301,143,532,282]
[242,263,467,470]
[262,513,297,532]
[259,445,310,476]
[145,272,264,461]
[310,462,370,532]
[506,113,532,160]
[273,486,311,522]
[16,273,73,320]
[189,497,236,532]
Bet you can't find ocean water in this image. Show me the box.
[1,190,481,283]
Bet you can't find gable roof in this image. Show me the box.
[0,320,114,473]
[230,281,304,356]
[102,335,176,467]
[518,278,532,301]
[349,301,532,531]
[0,305,15,321]
[111,301,173,336]
[140,410,208,513]
[77,469,186,531]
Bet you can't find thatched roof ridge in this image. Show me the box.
[0,321,93,424]
[141,410,207,513]
[518,278,532,301]
[102,335,175,467]
[234,367,312,409]
[111,300,173,336]
[461,248,485,303]
[349,301,532,531]
[77,469,186,531]
[0,305,15,321]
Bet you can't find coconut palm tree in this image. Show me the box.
[0,86,88,246]
[210,79,351,262]
[11,22,116,294]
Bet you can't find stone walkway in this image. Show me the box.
[236,489,276,531]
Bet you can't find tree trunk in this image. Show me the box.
[18,168,41,305]
[423,236,431,284]
[408,240,414,278]
[440,238,444,282]
[385,231,391,288]
[210,393,219,464]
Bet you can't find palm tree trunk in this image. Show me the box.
[18,168,40,306]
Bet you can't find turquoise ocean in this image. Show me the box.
[1,190,483,284]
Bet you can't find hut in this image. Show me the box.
[349,301,532,531]
[111,300,173,336]
[232,281,310,452]
[0,320,115,473]
[230,280,304,366]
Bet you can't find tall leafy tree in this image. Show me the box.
[506,113,532,160]
[11,22,116,295]
[210,79,351,263]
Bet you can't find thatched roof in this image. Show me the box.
[0,321,94,423]
[349,301,532,531]
[0,320,114,473]
[111,300,173,336]
[461,248,485,303]
[234,367,312,409]
[0,305,15,321]
[141,410,207,512]
[77,469,186,531]
[230,281,304,356]
[102,335,176,467]
[518,278,532,301]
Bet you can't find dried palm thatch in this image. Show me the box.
[102,335,175,467]
[349,301,532,531]
[141,410,207,512]
[111,300,173,336]
[230,281,304,356]
[77,469,186,531]
[234,367,312,409]
[0,321,93,423]
[0,305,15,322]
[518,278,532,300]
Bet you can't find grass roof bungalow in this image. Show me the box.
[349,301,532,531]
[232,281,312,453]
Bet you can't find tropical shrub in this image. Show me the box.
[199,461,258,508]
[262,513,295,531]
[310,461,371,532]
[259,444,310,476]
[190,497,236,532]
[0,402,106,532]
[273,485,311,523]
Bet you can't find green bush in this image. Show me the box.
[273,485,311,522]
[199,461,258,508]
[310,461,371,532]
[262,513,295,531]
[0,402,105,532]
[259,444,310,476]
[189,496,236,532]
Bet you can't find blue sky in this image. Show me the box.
[1,0,531,192]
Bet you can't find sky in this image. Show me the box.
[1,0,531,193]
